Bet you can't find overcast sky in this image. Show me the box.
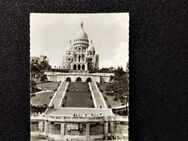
[30,13,129,69]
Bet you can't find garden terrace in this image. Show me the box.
[36,81,60,91]
[63,82,94,108]
[31,91,54,106]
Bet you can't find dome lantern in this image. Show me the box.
[75,22,88,40]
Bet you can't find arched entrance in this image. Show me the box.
[86,77,92,82]
[65,77,71,82]
[76,77,82,82]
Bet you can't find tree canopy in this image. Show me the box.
[106,66,129,104]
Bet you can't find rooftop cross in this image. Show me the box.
[81,21,83,29]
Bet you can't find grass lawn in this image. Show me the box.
[98,83,123,107]
[63,82,94,108]
[36,81,60,91]
[31,91,54,106]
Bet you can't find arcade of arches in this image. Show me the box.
[76,77,82,82]
[73,64,85,70]
[86,77,92,82]
[65,77,71,82]
[65,77,92,82]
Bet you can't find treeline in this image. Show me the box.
[106,66,129,105]
[30,60,51,92]
[30,60,51,80]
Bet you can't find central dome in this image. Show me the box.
[75,22,88,40]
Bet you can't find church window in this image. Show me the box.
[82,65,85,70]
[73,65,76,70]
[78,65,81,70]
[78,55,81,62]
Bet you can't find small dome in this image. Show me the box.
[75,22,88,40]
[88,40,95,51]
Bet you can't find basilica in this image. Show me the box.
[45,22,112,83]
[62,22,99,72]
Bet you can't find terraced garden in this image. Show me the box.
[36,81,60,91]
[63,82,94,108]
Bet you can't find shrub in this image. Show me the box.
[114,97,117,101]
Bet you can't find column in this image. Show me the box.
[85,63,88,71]
[38,121,43,132]
[44,121,48,134]
[110,122,115,137]
[86,123,90,136]
[104,122,108,139]
[61,123,65,135]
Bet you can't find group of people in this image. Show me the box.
[72,113,103,118]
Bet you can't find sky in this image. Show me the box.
[30,13,129,69]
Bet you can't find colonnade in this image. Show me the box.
[37,121,116,139]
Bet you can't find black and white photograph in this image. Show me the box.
[30,13,129,141]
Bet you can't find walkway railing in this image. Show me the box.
[59,82,69,107]
[88,82,97,108]
[47,82,69,109]
[90,82,107,108]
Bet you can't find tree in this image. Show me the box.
[40,60,50,70]
[114,66,125,81]
[30,80,37,92]
[106,66,129,104]
[40,74,47,81]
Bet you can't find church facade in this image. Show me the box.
[45,22,112,83]
[62,22,99,72]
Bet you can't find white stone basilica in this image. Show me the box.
[62,22,99,72]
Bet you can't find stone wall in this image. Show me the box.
[45,72,113,83]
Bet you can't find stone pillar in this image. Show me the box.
[85,63,88,71]
[38,121,43,132]
[110,122,115,136]
[86,123,90,136]
[44,121,48,134]
[104,122,108,139]
[61,123,65,135]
